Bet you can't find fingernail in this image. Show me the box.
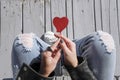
[60,39,63,43]
[57,46,61,49]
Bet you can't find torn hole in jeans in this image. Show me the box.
[97,31,115,53]
[17,33,35,51]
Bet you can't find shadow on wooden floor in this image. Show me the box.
[3,78,13,80]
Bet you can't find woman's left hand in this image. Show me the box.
[55,34,78,68]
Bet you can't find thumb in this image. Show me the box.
[54,49,61,62]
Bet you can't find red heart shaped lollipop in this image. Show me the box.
[53,17,69,33]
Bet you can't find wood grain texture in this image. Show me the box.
[73,0,95,39]
[94,0,102,31]
[117,0,120,43]
[0,0,22,79]
[23,0,44,37]
[100,0,110,32]
[66,0,74,40]
[45,0,52,32]
[51,0,67,36]
[51,0,66,76]
[113,0,120,75]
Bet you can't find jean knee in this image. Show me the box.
[91,31,116,80]
[90,31,116,54]
[12,33,36,78]
[13,33,35,52]
[97,31,115,53]
[82,31,116,78]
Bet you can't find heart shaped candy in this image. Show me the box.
[53,17,69,33]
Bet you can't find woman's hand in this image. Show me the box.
[55,34,78,68]
[40,38,61,77]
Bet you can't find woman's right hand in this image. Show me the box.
[40,38,61,77]
[55,34,78,68]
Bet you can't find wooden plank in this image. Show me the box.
[117,0,120,44]
[51,0,66,36]
[55,77,63,80]
[94,0,102,31]
[45,0,74,39]
[45,0,52,32]
[66,0,74,40]
[23,0,44,37]
[63,76,71,80]
[100,0,110,33]
[0,1,1,53]
[51,0,66,76]
[45,0,73,39]
[73,0,95,39]
[114,0,120,76]
[0,0,22,79]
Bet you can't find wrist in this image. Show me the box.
[39,67,50,77]
[39,70,55,77]
[73,62,78,68]
[39,70,50,77]
[67,60,78,68]
[39,73,49,77]
[72,58,79,68]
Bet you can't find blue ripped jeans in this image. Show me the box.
[12,31,116,80]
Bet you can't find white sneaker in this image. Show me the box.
[42,31,58,45]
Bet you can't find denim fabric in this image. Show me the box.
[75,31,116,80]
[12,31,116,80]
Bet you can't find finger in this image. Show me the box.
[55,33,71,44]
[42,51,52,58]
[54,33,61,38]
[54,33,72,43]
[61,36,76,52]
[51,38,61,51]
[55,34,75,52]
[54,49,61,62]
[61,35,72,44]
[55,33,71,45]
[60,40,70,55]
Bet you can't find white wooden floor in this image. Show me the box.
[0,0,120,80]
